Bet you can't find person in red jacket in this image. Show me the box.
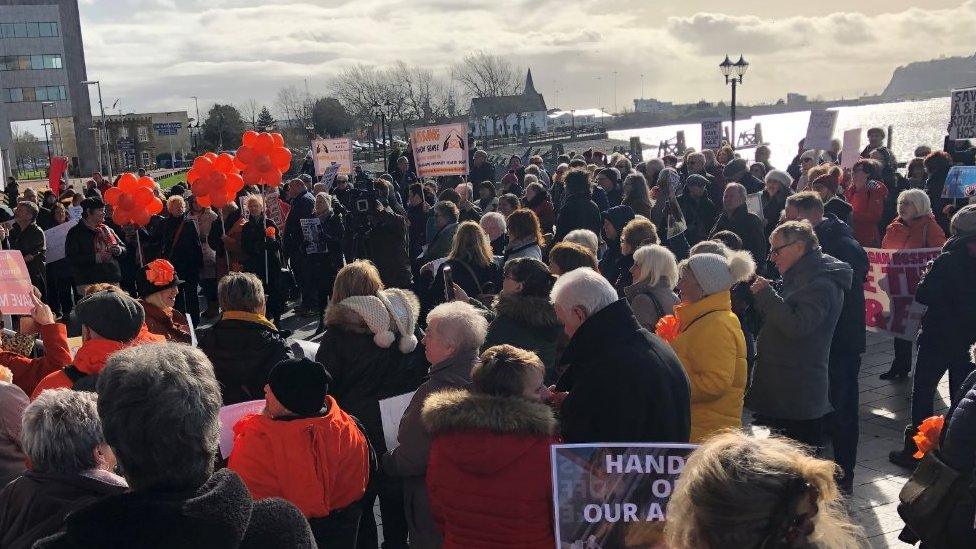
[844,159,888,247]
[229,357,371,549]
[4,293,71,396]
[422,344,558,549]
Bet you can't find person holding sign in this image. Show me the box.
[6,202,46,298]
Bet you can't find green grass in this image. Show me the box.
[15,169,46,180]
[157,171,188,190]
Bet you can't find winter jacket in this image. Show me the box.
[157,213,203,283]
[814,215,868,354]
[671,291,747,443]
[5,322,71,396]
[422,222,457,264]
[140,300,192,344]
[623,278,679,332]
[0,470,128,549]
[844,181,888,247]
[502,236,543,263]
[710,205,768,264]
[366,209,412,289]
[747,250,852,420]
[677,193,718,245]
[283,190,315,257]
[529,199,555,233]
[469,161,496,186]
[316,296,427,455]
[197,314,293,405]
[8,222,45,287]
[556,299,691,444]
[407,203,428,259]
[383,349,478,549]
[915,241,976,361]
[0,381,28,488]
[33,468,315,549]
[30,339,128,399]
[209,208,245,276]
[65,221,124,285]
[430,258,502,308]
[554,192,602,243]
[481,293,563,377]
[423,390,557,549]
[823,197,853,226]
[881,214,947,250]
[925,167,951,233]
[228,397,370,519]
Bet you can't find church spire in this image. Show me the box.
[524,69,536,95]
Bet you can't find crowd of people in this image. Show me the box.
[0,127,974,548]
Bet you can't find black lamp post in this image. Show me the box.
[373,101,392,173]
[720,54,749,149]
[40,101,55,167]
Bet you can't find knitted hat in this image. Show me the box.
[950,204,976,243]
[766,170,794,191]
[685,251,756,296]
[376,288,420,353]
[597,167,620,186]
[723,158,747,178]
[268,358,332,416]
[73,290,145,342]
[339,295,396,348]
[602,205,636,233]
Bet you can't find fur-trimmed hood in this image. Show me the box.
[492,293,560,330]
[323,290,420,336]
[422,389,557,437]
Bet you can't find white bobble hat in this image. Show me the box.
[339,295,396,348]
[377,288,420,353]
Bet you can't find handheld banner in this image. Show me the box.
[700,118,722,151]
[949,87,976,140]
[0,250,35,315]
[312,138,353,177]
[804,110,838,151]
[410,123,469,178]
[863,247,941,340]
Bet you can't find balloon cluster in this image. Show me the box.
[187,152,245,208]
[103,173,163,227]
[234,131,292,187]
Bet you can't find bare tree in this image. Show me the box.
[451,51,522,99]
[12,129,42,172]
[274,84,312,128]
[240,98,260,129]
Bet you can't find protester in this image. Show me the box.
[0,390,127,548]
[186,197,219,318]
[711,183,767,264]
[624,244,679,331]
[761,170,792,238]
[229,358,370,549]
[524,182,555,233]
[44,204,75,317]
[672,251,752,442]
[479,211,507,255]
[551,268,690,443]
[595,167,623,209]
[240,194,284,321]
[6,201,46,295]
[429,222,503,308]
[678,174,718,246]
[923,151,953,232]
[548,241,598,276]
[497,193,520,219]
[469,150,495,188]
[889,205,976,468]
[421,201,459,265]
[793,150,820,192]
[283,178,317,316]
[665,432,866,549]
[365,190,413,290]
[809,167,852,225]
[3,295,71,396]
[34,343,315,548]
[137,259,192,343]
[503,208,544,262]
[65,198,125,292]
[622,173,653,218]
[384,301,487,549]
[861,127,898,186]
[563,228,599,257]
[554,169,602,242]
[748,221,852,449]
[613,217,659,291]
[476,181,497,214]
[0,366,28,489]
[423,345,557,549]
[598,205,636,283]
[844,159,888,247]
[210,201,245,278]
[723,158,764,194]
[155,195,203,323]
[454,183,482,223]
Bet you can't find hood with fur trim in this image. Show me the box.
[492,293,560,330]
[423,389,557,438]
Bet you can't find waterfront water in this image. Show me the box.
[608,97,951,170]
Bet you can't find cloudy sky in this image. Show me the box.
[76,0,975,118]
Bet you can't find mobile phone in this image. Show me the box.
[443,265,455,301]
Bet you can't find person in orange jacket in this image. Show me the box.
[31,289,147,399]
[844,159,888,247]
[4,293,71,396]
[229,358,371,549]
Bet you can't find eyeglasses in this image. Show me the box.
[769,240,799,258]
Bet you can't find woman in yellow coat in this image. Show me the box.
[672,250,754,443]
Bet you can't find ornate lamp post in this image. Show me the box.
[720,54,749,149]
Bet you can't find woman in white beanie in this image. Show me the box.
[761,170,793,239]
[672,250,755,443]
[624,244,680,331]
[314,260,425,548]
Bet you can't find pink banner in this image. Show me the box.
[863,247,941,340]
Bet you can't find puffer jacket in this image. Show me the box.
[671,291,747,443]
[482,293,562,377]
[423,390,557,549]
[915,240,976,360]
[881,214,947,250]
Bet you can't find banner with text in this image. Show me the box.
[804,110,839,151]
[949,86,976,140]
[700,118,722,151]
[841,128,861,170]
[864,247,941,340]
[44,218,79,264]
[312,138,353,177]
[410,123,469,178]
[0,250,35,315]
[552,443,696,548]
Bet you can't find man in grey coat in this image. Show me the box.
[747,220,852,451]
[383,301,487,549]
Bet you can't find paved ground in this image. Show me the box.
[275,309,933,548]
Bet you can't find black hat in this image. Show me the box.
[73,290,145,342]
[268,358,333,416]
[137,259,183,299]
[167,184,187,198]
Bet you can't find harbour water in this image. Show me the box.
[608,97,952,170]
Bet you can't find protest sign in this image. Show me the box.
[942,166,976,199]
[262,188,290,227]
[863,247,941,340]
[322,163,341,189]
[949,86,976,140]
[0,251,34,315]
[700,118,722,150]
[300,217,324,254]
[312,138,353,177]
[218,400,265,459]
[67,206,83,221]
[841,128,861,170]
[380,391,416,451]
[746,192,764,222]
[409,123,469,178]
[551,443,696,548]
[804,110,839,150]
[44,218,79,264]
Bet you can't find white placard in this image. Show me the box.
[290,339,320,361]
[840,128,861,170]
[746,191,764,222]
[804,110,839,151]
[218,399,265,459]
[186,313,197,347]
[379,391,416,451]
[312,138,353,177]
[410,123,469,178]
[949,86,976,140]
[700,118,722,150]
[43,218,79,264]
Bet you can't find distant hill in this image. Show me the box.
[883,54,976,97]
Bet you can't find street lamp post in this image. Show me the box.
[82,81,110,177]
[719,55,749,150]
[190,96,201,153]
[372,102,391,173]
[40,101,54,168]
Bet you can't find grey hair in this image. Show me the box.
[550,267,617,319]
[218,271,266,313]
[21,389,103,475]
[772,220,820,253]
[480,211,506,240]
[426,301,489,353]
[564,229,600,256]
[315,192,333,215]
[897,188,932,219]
[97,343,222,491]
[724,182,748,204]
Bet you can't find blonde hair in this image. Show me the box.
[244,194,264,210]
[897,188,932,219]
[166,194,185,210]
[620,217,659,253]
[666,432,866,549]
[632,244,679,287]
[331,260,384,303]
[448,221,494,268]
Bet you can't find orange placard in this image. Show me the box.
[0,251,35,315]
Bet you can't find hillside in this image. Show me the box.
[883,54,976,97]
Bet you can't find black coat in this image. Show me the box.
[554,192,602,243]
[283,190,315,257]
[365,209,412,289]
[824,197,853,226]
[429,258,502,308]
[469,161,496,185]
[677,193,718,245]
[0,471,127,549]
[197,318,294,405]
[739,172,764,194]
[555,299,691,444]
[407,203,427,259]
[33,469,315,549]
[926,168,951,233]
[65,222,124,285]
[710,205,768,264]
[157,214,203,282]
[915,241,976,361]
[814,214,868,354]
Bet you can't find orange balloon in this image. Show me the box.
[104,172,163,227]
[234,131,292,188]
[188,152,243,208]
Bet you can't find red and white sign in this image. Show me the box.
[863,247,941,340]
[410,123,469,178]
[312,138,353,177]
[0,250,35,315]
